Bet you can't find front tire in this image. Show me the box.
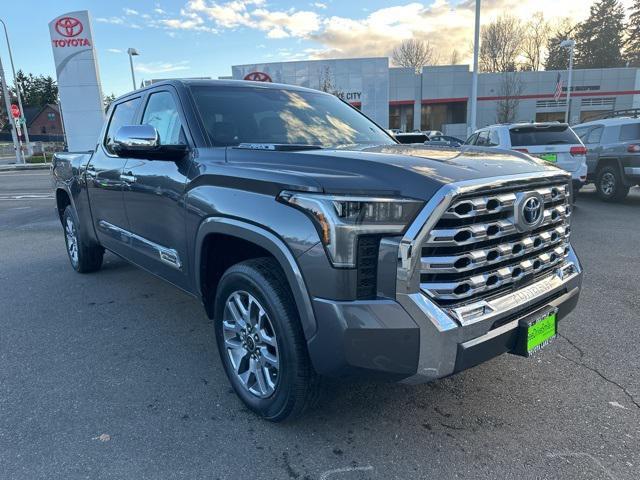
[62,205,104,273]
[213,257,320,422]
[596,165,629,202]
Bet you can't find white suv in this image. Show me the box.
[465,123,588,191]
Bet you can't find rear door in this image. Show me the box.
[121,88,194,289]
[578,125,604,176]
[86,96,141,253]
[508,124,584,173]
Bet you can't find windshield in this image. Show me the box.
[189,85,395,148]
[509,125,580,147]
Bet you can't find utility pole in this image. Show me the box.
[469,0,481,136]
[0,19,31,157]
[561,39,575,124]
[0,53,22,164]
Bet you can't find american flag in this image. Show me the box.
[553,73,564,101]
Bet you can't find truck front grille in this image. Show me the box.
[420,181,571,307]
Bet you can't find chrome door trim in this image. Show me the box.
[97,220,182,269]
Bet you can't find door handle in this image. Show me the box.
[120,173,137,183]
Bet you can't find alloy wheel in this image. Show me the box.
[222,291,280,398]
[601,172,615,196]
[65,217,79,265]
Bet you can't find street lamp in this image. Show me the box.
[127,48,140,91]
[560,39,575,124]
[0,18,29,160]
[469,0,481,136]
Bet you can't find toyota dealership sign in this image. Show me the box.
[49,10,105,151]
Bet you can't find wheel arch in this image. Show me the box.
[55,187,73,223]
[195,217,318,339]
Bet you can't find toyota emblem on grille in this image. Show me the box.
[514,192,545,231]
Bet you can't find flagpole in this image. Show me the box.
[561,40,575,124]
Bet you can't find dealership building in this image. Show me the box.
[231,58,640,137]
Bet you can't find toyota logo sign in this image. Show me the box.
[244,72,272,82]
[55,17,83,37]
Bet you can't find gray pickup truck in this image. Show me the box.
[52,80,583,421]
[573,117,640,201]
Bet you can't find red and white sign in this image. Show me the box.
[51,15,92,47]
[10,104,20,119]
[244,71,272,82]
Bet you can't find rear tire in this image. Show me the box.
[62,206,104,273]
[595,165,629,202]
[213,257,320,422]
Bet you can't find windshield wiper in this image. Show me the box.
[235,143,323,151]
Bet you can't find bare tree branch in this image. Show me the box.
[392,39,438,73]
[496,72,524,123]
[522,12,549,71]
[480,15,525,72]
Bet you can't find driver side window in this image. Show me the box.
[142,91,185,145]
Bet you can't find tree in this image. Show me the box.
[544,19,576,70]
[625,0,640,66]
[103,93,117,112]
[392,39,438,73]
[522,12,549,71]
[496,73,523,123]
[449,49,461,65]
[574,0,626,69]
[12,70,58,108]
[480,15,525,72]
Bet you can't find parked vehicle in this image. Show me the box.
[422,130,443,138]
[394,132,428,144]
[572,117,640,202]
[426,135,464,147]
[465,123,588,193]
[52,80,582,421]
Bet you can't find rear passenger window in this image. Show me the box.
[619,123,640,141]
[585,126,603,144]
[488,129,500,146]
[104,97,141,154]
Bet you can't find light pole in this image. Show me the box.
[560,39,575,124]
[0,18,30,159]
[127,48,139,91]
[469,0,481,137]
[0,53,22,164]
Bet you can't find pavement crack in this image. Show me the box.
[558,332,585,358]
[558,353,640,410]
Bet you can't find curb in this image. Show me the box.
[0,163,52,172]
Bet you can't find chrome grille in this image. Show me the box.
[420,181,571,306]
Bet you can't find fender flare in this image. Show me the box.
[596,157,630,185]
[194,217,318,339]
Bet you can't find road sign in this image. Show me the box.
[10,104,20,118]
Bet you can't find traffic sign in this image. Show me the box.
[10,104,20,118]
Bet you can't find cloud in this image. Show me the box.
[312,2,327,9]
[123,8,139,15]
[106,48,123,53]
[135,60,191,74]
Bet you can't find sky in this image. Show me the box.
[0,0,636,97]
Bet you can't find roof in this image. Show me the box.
[25,104,60,127]
[482,122,569,130]
[115,78,327,104]
[573,117,640,128]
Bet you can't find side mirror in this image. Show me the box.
[112,125,188,159]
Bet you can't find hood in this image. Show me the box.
[222,144,563,201]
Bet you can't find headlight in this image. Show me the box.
[278,191,424,268]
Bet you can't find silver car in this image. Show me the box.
[573,117,640,202]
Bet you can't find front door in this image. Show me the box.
[121,88,193,289]
[86,96,142,254]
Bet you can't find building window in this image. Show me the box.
[535,111,565,123]
[389,104,414,131]
[421,102,467,131]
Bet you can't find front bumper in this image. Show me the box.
[306,250,582,383]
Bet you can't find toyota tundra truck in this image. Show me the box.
[52,80,583,421]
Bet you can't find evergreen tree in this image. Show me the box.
[544,19,576,70]
[626,0,640,66]
[574,0,626,69]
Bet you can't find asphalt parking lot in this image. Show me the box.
[1,170,639,480]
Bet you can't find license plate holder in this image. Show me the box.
[513,307,558,357]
